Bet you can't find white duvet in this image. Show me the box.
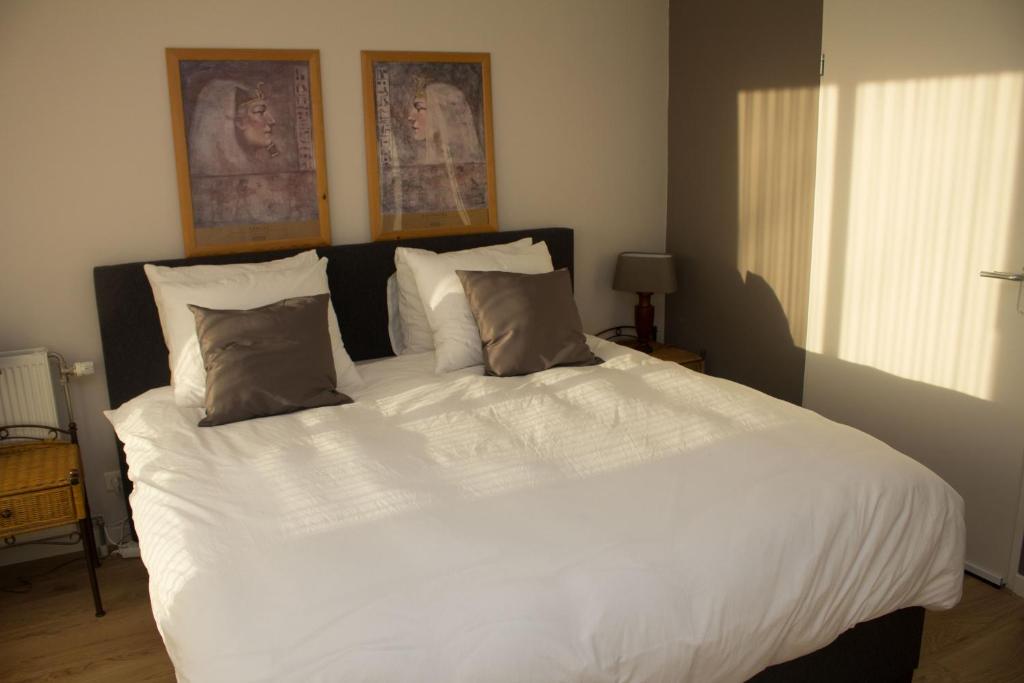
[106,338,964,683]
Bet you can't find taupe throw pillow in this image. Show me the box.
[456,268,601,377]
[188,293,352,427]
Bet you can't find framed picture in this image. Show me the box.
[166,48,331,256]
[361,51,498,241]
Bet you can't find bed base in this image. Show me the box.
[748,606,924,682]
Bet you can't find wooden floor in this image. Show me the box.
[914,574,1024,682]
[0,553,1021,682]
[0,553,174,682]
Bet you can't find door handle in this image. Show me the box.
[980,269,1024,282]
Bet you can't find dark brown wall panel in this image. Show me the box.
[666,0,823,403]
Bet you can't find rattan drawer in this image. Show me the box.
[0,487,77,535]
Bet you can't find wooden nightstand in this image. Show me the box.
[617,340,705,373]
[648,342,705,373]
[0,428,105,616]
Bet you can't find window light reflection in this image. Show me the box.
[737,86,820,345]
[811,72,1022,399]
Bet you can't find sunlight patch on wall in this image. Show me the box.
[835,73,1022,399]
[737,87,819,345]
[806,85,839,355]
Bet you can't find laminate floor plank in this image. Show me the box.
[0,553,174,683]
[914,576,1024,683]
[2,553,1021,681]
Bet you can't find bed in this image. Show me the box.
[94,227,964,682]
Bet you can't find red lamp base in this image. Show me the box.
[634,292,654,353]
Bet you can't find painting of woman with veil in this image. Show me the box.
[362,52,498,241]
[167,49,331,256]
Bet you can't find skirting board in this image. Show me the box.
[965,561,1006,588]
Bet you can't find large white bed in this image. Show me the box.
[107,337,964,683]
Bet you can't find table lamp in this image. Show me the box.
[613,252,677,352]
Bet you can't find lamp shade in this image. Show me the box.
[613,252,677,294]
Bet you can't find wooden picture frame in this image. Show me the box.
[361,51,498,241]
[166,48,331,256]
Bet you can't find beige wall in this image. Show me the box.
[0,0,668,538]
[805,0,1024,587]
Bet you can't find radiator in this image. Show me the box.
[0,348,65,439]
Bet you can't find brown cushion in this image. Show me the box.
[456,268,600,377]
[188,293,351,427]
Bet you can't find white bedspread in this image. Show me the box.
[106,338,964,683]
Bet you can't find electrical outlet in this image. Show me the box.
[104,470,122,493]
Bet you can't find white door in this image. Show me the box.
[804,0,1024,592]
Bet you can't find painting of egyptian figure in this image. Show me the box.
[166,49,330,256]
[362,51,498,240]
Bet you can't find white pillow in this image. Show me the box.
[386,273,404,356]
[144,250,319,382]
[153,258,363,407]
[393,238,534,354]
[402,241,554,373]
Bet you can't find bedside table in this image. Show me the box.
[617,340,705,373]
[0,431,105,616]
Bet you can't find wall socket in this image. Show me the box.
[103,470,122,493]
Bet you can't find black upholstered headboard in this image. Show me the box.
[94,227,572,516]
